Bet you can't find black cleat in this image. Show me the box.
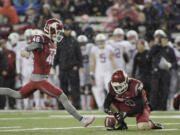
[114,120,128,130]
[152,122,163,129]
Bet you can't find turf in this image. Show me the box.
[0,110,180,135]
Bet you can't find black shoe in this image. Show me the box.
[152,122,163,129]
[114,120,128,130]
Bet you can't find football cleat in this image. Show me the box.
[152,122,163,129]
[80,116,95,127]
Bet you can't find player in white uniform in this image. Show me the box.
[167,36,180,110]
[77,35,93,110]
[107,28,131,71]
[7,33,24,109]
[125,30,138,76]
[90,33,116,110]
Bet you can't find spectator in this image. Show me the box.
[74,0,91,15]
[51,0,75,20]
[80,14,94,42]
[118,0,139,22]
[54,24,83,109]
[153,0,164,17]
[103,4,120,32]
[23,5,38,26]
[0,39,8,109]
[172,0,180,32]
[91,0,113,16]
[12,0,40,15]
[0,0,18,24]
[143,0,159,41]
[36,4,52,28]
[160,4,175,33]
[0,15,13,39]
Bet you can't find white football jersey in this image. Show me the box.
[174,48,180,67]
[124,41,137,76]
[91,44,114,74]
[107,40,130,70]
[80,43,94,86]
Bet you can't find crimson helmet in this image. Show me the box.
[111,70,129,94]
[44,18,64,42]
[173,93,180,110]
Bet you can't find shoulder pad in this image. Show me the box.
[31,35,45,44]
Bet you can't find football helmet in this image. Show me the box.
[113,28,124,36]
[32,29,44,36]
[173,93,180,110]
[77,35,88,43]
[153,29,167,38]
[113,28,124,41]
[44,18,64,42]
[126,30,138,44]
[95,33,106,41]
[111,70,129,94]
[8,32,20,45]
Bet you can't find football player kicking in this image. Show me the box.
[104,69,163,130]
[0,18,95,127]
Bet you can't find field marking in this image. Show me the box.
[0,125,180,132]
[0,126,103,132]
[0,126,21,129]
[0,110,180,114]
[1,114,180,120]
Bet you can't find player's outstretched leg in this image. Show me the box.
[58,93,95,127]
[0,88,22,99]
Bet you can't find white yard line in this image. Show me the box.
[0,126,21,129]
[0,125,180,132]
[0,126,103,132]
[1,115,180,120]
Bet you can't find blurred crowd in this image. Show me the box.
[0,0,180,111]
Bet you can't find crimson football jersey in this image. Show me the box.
[109,78,147,112]
[30,35,56,75]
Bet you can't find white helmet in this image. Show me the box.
[24,29,33,39]
[126,30,138,40]
[8,32,20,45]
[175,36,180,44]
[154,29,167,37]
[95,33,106,41]
[113,28,124,35]
[32,29,44,35]
[77,35,88,43]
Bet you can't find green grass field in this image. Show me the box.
[0,110,180,135]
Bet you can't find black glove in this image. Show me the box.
[114,120,128,130]
[104,108,113,115]
[114,112,127,122]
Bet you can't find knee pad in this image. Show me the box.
[137,121,152,130]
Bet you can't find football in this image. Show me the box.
[104,115,116,130]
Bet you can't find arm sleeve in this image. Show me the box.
[75,41,83,68]
[132,54,138,77]
[170,48,178,70]
[126,92,145,117]
[104,93,115,110]
[25,42,43,52]
[53,46,60,67]
[123,52,129,63]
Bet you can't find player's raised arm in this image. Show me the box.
[21,35,44,58]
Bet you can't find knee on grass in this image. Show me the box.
[137,122,152,130]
